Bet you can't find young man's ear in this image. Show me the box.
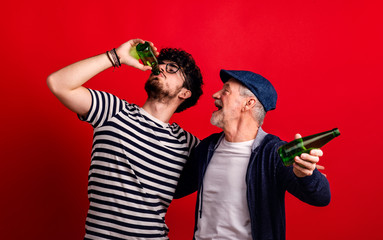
[179,89,192,100]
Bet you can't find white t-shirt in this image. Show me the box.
[195,137,254,240]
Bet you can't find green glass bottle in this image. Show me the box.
[136,42,160,75]
[278,128,340,166]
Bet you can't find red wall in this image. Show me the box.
[1,0,382,239]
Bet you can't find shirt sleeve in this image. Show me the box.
[79,89,126,128]
[185,131,200,156]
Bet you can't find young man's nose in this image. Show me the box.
[158,65,166,77]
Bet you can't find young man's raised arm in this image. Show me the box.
[46,39,156,117]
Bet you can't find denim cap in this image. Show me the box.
[220,69,277,112]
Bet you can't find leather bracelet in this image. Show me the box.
[111,48,121,67]
[106,51,116,67]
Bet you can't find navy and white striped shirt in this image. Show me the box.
[81,89,199,239]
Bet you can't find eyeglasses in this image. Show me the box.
[158,62,182,74]
[158,62,190,90]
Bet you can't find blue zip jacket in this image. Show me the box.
[175,128,331,240]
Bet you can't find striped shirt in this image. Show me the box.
[81,89,199,240]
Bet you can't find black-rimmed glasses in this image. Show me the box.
[158,62,190,90]
[159,62,182,74]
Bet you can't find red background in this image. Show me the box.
[1,0,382,239]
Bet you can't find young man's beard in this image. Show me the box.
[144,78,178,101]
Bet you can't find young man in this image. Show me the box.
[47,39,203,239]
[175,70,331,240]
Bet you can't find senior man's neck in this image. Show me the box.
[223,119,259,142]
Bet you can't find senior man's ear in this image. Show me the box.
[242,98,257,111]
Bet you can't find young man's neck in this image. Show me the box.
[142,98,178,123]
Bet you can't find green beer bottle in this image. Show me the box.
[136,42,160,75]
[278,128,340,166]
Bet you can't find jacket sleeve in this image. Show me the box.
[173,147,199,199]
[275,144,331,207]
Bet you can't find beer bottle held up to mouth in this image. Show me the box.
[278,128,340,166]
[135,42,160,75]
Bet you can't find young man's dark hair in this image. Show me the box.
[158,48,203,113]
